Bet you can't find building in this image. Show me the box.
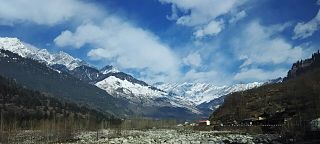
[198,120,210,126]
[241,118,257,125]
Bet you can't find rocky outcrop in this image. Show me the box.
[285,50,320,81]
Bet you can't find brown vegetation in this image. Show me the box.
[210,51,320,141]
[0,75,120,143]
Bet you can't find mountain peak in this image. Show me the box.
[100,65,119,74]
[284,50,320,81]
[0,37,20,44]
[0,37,85,70]
[0,37,37,58]
[155,82,263,105]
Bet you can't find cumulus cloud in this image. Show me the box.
[160,0,247,26]
[194,20,224,38]
[54,17,181,82]
[160,0,248,37]
[0,0,102,25]
[55,23,106,48]
[181,69,230,84]
[234,68,287,81]
[232,21,313,81]
[234,21,307,67]
[293,10,320,39]
[183,69,217,82]
[183,52,202,67]
[4,0,313,84]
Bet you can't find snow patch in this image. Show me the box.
[101,67,119,74]
[96,76,167,98]
[96,76,200,114]
[0,37,85,70]
[156,82,263,105]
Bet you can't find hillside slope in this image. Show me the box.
[0,38,200,120]
[0,49,129,116]
[0,75,120,127]
[210,51,320,127]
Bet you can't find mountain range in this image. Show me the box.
[0,37,265,120]
[0,37,86,70]
[155,82,263,106]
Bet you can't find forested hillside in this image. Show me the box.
[0,49,130,116]
[0,75,121,130]
[210,51,320,138]
[210,68,320,123]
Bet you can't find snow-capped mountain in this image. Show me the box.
[0,37,200,118]
[0,37,265,119]
[95,75,200,114]
[100,65,120,74]
[96,76,166,99]
[70,65,103,83]
[0,37,85,70]
[155,82,263,105]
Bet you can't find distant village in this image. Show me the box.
[178,116,320,134]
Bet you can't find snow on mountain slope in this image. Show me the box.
[0,37,85,70]
[100,65,120,74]
[0,37,263,117]
[155,82,263,105]
[96,76,167,99]
[96,76,200,114]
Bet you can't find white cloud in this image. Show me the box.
[233,21,308,67]
[234,68,287,81]
[293,10,320,39]
[183,52,202,67]
[166,5,179,20]
[194,20,224,38]
[268,22,293,33]
[160,0,248,38]
[184,69,217,82]
[232,21,314,81]
[160,0,247,26]
[0,0,102,25]
[54,17,181,82]
[229,10,247,24]
[55,23,106,48]
[181,69,230,84]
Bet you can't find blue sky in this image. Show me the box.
[0,0,319,85]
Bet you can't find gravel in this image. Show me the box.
[2,129,281,144]
[71,129,281,144]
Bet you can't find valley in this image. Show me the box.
[1,37,320,143]
[0,37,263,120]
[0,37,288,143]
[1,0,320,143]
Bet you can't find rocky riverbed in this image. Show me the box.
[73,129,281,144]
[1,129,282,144]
